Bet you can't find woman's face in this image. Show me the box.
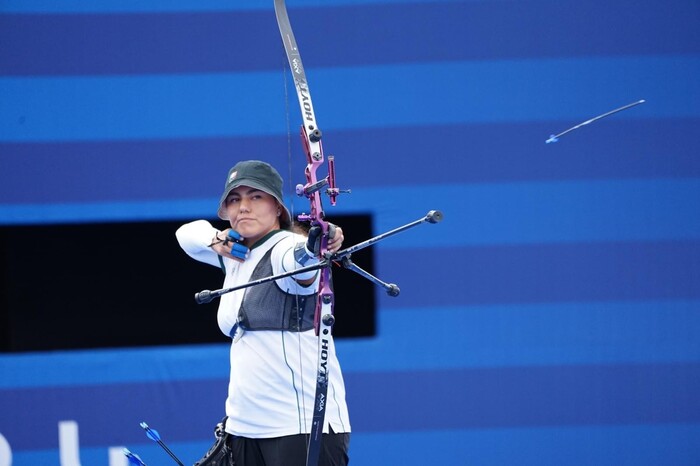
[223,185,281,246]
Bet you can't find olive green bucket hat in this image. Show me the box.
[217,160,292,230]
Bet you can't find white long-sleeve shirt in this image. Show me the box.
[176,220,351,438]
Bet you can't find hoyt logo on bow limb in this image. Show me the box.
[317,336,329,385]
[294,77,314,122]
[315,336,330,412]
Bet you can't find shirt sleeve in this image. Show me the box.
[175,220,222,268]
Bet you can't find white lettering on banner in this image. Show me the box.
[59,421,82,466]
[0,432,12,466]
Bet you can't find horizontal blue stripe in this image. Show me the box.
[4,179,699,250]
[3,299,698,388]
[2,1,697,76]
[350,424,700,466]
[0,0,475,14]
[2,362,699,449]
[0,0,267,13]
[0,10,280,76]
[0,344,230,389]
[0,378,228,449]
[1,55,698,142]
[10,442,212,466]
[0,72,287,142]
[10,423,700,466]
[338,300,700,372]
[2,117,699,208]
[0,199,221,225]
[377,239,700,308]
[0,135,293,206]
[368,178,700,248]
[346,363,700,432]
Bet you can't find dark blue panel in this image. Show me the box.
[343,363,700,432]
[0,378,228,450]
[0,136,290,204]
[378,240,700,308]
[0,11,280,76]
[2,0,698,76]
[2,118,699,205]
[330,117,700,187]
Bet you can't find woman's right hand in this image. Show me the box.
[210,229,248,262]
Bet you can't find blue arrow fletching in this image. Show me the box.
[137,421,185,466]
[140,422,161,442]
[123,448,147,466]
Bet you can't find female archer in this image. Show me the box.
[176,160,351,466]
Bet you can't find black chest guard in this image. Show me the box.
[238,245,317,332]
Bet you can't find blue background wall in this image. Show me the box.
[1,0,699,464]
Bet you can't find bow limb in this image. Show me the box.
[274,2,338,465]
